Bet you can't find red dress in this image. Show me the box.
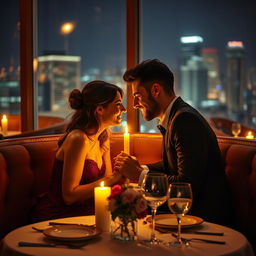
[30,158,106,222]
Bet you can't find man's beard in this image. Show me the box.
[143,96,160,121]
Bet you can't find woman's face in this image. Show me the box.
[101,91,126,126]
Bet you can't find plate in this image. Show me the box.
[43,224,102,241]
[146,214,203,229]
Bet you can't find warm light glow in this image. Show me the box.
[123,125,130,154]
[125,125,129,134]
[60,22,75,35]
[246,131,254,139]
[227,41,244,48]
[33,58,38,71]
[1,114,8,136]
[100,181,104,187]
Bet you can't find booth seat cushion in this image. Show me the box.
[218,138,256,242]
[0,136,59,238]
[0,133,256,250]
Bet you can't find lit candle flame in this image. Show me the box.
[100,181,104,187]
[3,115,7,120]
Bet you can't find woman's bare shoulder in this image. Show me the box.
[65,129,88,146]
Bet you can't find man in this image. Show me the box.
[114,59,232,226]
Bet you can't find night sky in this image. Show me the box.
[1,0,256,77]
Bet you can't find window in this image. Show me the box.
[0,0,20,135]
[36,0,126,132]
[141,0,256,133]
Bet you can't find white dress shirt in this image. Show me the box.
[138,96,178,185]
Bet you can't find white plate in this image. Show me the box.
[43,224,102,241]
[146,214,203,229]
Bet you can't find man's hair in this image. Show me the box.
[123,59,174,94]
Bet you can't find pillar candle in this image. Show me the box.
[124,125,130,154]
[1,115,8,136]
[94,181,111,232]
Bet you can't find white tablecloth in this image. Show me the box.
[0,215,254,256]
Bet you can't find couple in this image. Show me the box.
[31,59,232,226]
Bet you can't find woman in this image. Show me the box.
[31,80,126,222]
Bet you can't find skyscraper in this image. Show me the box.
[180,36,208,108]
[180,56,208,109]
[246,67,256,126]
[201,48,221,99]
[225,41,246,122]
[180,36,203,65]
[37,54,81,112]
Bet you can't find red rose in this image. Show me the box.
[108,185,123,199]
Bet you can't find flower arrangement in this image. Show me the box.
[108,184,148,240]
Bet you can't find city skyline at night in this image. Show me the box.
[1,0,256,131]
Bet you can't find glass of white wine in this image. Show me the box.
[231,122,241,137]
[141,173,168,245]
[167,182,193,247]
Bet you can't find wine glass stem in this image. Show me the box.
[177,214,182,243]
[151,207,157,241]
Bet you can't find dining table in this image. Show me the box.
[0,215,254,256]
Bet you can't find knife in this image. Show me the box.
[18,241,80,249]
[18,241,56,247]
[156,227,224,236]
[49,221,95,227]
[172,233,226,245]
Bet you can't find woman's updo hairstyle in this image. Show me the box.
[69,89,83,110]
[59,80,123,147]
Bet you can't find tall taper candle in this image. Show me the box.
[124,125,130,154]
[94,181,111,232]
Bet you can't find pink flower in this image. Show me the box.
[108,185,123,199]
[108,199,117,212]
[121,189,137,204]
[135,197,148,214]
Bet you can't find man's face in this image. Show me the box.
[131,80,160,121]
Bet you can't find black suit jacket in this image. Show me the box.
[148,97,232,225]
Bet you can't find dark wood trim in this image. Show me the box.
[126,0,140,132]
[20,0,35,132]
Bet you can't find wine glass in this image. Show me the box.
[232,122,241,137]
[141,173,168,245]
[167,183,193,247]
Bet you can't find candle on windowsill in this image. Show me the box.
[246,131,254,139]
[124,125,130,154]
[94,181,111,232]
[1,115,8,136]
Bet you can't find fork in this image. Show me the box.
[171,233,226,245]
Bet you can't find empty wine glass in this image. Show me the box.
[167,182,193,247]
[141,173,168,245]
[232,122,241,137]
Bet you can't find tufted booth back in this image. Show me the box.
[0,133,255,248]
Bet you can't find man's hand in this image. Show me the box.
[114,152,143,180]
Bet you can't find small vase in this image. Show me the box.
[111,217,137,241]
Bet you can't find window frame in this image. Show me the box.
[19,0,141,133]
